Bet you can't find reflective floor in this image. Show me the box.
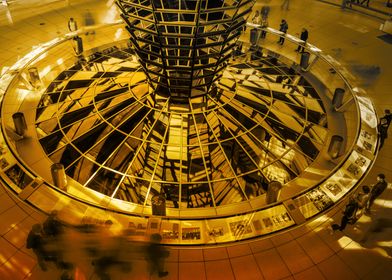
[0,0,391,279]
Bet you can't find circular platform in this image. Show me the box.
[0,23,379,244]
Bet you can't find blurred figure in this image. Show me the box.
[296,28,308,52]
[146,234,169,278]
[360,0,370,7]
[250,10,261,46]
[331,196,359,231]
[42,210,72,271]
[90,219,122,280]
[341,0,352,8]
[43,210,63,237]
[281,0,290,10]
[261,6,270,20]
[365,174,388,214]
[91,228,133,280]
[360,218,392,256]
[84,10,96,35]
[26,224,47,271]
[277,19,289,45]
[84,10,95,26]
[68,17,78,32]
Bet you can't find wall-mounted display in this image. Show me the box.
[5,164,33,189]
[229,221,253,237]
[182,227,201,240]
[306,188,333,211]
[343,150,371,179]
[0,157,9,169]
[357,96,378,128]
[126,221,147,237]
[161,222,179,241]
[357,129,377,154]
[294,187,333,219]
[208,227,225,238]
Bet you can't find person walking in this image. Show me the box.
[296,28,308,52]
[365,173,388,214]
[68,17,78,32]
[331,196,359,231]
[277,19,289,45]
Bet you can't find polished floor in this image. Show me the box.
[0,0,392,279]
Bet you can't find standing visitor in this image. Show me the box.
[260,17,269,39]
[277,19,289,45]
[378,109,391,149]
[296,28,309,52]
[68,17,78,32]
[252,10,261,25]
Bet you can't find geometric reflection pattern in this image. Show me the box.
[35,46,328,209]
[116,0,255,101]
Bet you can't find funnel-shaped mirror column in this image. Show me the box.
[116,0,255,102]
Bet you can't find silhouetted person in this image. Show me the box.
[381,109,392,126]
[296,28,308,52]
[27,224,47,271]
[146,234,169,278]
[277,19,288,45]
[366,174,388,214]
[378,109,391,149]
[332,196,359,231]
[260,18,268,39]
